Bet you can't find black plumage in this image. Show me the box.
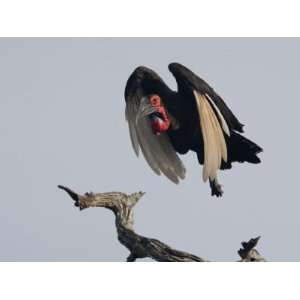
[124,63,262,197]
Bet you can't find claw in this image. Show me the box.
[209,178,224,197]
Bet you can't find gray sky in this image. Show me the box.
[0,38,299,261]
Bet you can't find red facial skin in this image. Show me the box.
[148,95,171,135]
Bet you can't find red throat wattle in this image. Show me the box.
[148,94,171,135]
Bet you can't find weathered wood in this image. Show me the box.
[238,236,266,262]
[58,185,265,262]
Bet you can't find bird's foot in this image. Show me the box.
[209,178,223,197]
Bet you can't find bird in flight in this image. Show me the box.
[124,63,262,197]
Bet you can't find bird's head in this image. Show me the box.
[136,94,171,135]
[148,94,171,135]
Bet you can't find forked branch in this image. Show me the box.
[58,185,265,262]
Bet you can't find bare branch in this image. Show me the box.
[58,185,265,262]
[238,236,266,262]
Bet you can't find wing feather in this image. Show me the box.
[194,91,228,182]
[157,133,186,180]
[135,119,161,175]
[125,98,140,156]
[205,93,230,136]
[168,62,244,133]
[125,98,186,184]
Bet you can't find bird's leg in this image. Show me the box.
[209,177,223,197]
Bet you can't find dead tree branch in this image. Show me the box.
[58,185,265,262]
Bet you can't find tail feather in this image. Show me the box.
[221,132,262,169]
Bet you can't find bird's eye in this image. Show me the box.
[149,95,161,106]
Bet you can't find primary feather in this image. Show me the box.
[194,91,227,181]
[126,94,186,183]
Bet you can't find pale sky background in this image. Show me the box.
[0,38,299,261]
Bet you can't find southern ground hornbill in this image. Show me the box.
[124,63,262,197]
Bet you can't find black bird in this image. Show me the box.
[124,63,262,197]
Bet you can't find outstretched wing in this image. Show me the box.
[125,66,186,184]
[168,63,244,182]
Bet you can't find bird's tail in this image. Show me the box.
[221,131,263,169]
